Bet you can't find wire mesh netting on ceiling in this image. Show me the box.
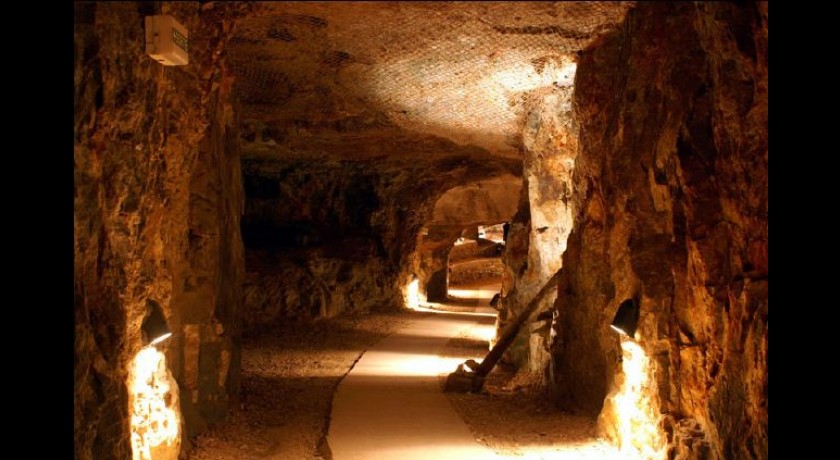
[228,1,635,156]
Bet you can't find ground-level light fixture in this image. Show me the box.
[610,298,639,338]
[142,300,172,346]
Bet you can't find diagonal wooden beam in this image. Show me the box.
[469,269,562,392]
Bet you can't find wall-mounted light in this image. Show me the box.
[142,300,172,346]
[610,299,639,338]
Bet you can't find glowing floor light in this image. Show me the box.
[472,323,497,345]
[129,347,181,460]
[405,275,421,310]
[353,352,470,377]
[604,298,665,459]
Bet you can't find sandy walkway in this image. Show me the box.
[328,312,498,459]
[188,313,407,460]
[190,278,618,460]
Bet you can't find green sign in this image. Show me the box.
[172,28,188,53]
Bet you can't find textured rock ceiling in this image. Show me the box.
[230,1,633,160]
[429,174,522,226]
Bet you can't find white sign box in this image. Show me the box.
[145,15,188,66]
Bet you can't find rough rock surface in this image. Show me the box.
[499,84,578,371]
[230,2,632,159]
[450,258,505,286]
[239,153,520,327]
[428,175,521,226]
[450,239,505,262]
[75,2,767,459]
[74,2,246,458]
[230,1,630,328]
[550,2,768,459]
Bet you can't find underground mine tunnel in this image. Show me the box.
[74,2,767,459]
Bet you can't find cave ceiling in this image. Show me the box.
[230,1,633,165]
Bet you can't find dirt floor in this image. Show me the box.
[188,301,616,460]
[188,312,408,460]
[439,315,620,459]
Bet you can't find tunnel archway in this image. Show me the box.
[412,175,521,305]
[446,225,506,303]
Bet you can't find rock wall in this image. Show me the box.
[449,258,504,285]
[240,160,403,327]
[550,2,768,459]
[449,239,504,262]
[74,2,245,457]
[242,246,399,329]
[414,225,467,303]
[428,175,521,226]
[240,154,520,327]
[500,83,578,370]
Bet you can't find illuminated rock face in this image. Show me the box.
[130,348,181,460]
[551,2,768,459]
[74,3,246,458]
[500,84,578,371]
